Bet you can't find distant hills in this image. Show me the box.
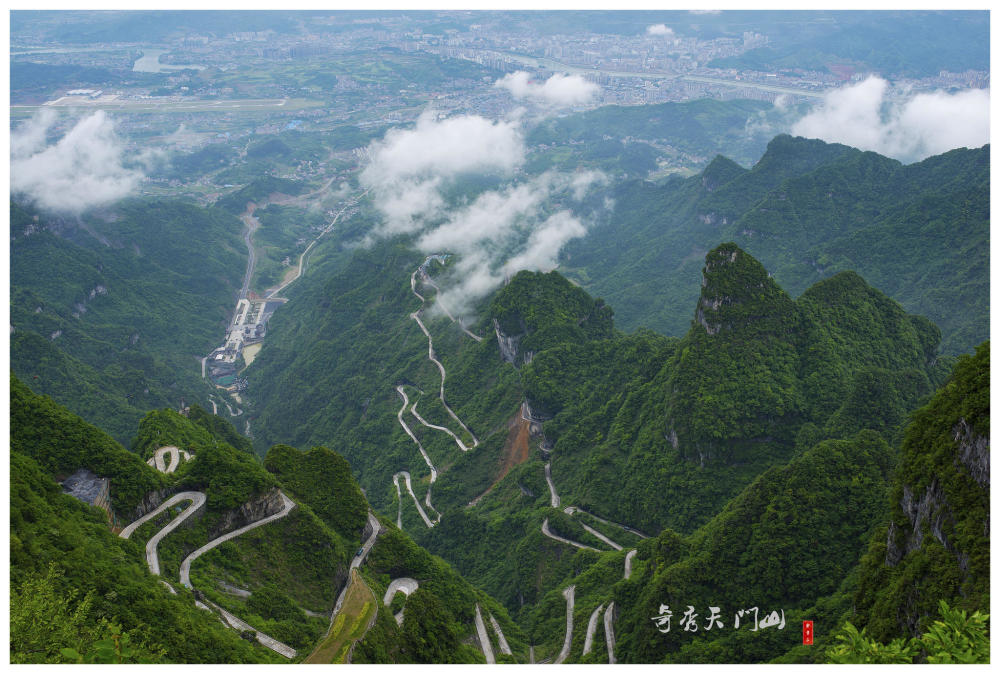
[562,135,988,356]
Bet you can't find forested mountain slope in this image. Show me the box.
[10,198,245,443]
[245,233,960,661]
[10,375,522,663]
[562,136,988,355]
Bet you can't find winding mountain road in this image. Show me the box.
[119,492,207,576]
[624,550,637,580]
[383,577,419,625]
[488,611,512,656]
[209,597,297,659]
[392,471,435,528]
[179,491,296,588]
[545,463,560,508]
[394,387,440,526]
[604,601,616,664]
[408,262,479,447]
[474,604,496,664]
[572,507,650,540]
[410,399,471,452]
[352,512,382,570]
[541,518,600,552]
[418,269,484,343]
[579,522,623,551]
[148,445,192,474]
[583,604,605,656]
[555,585,576,664]
[409,310,479,447]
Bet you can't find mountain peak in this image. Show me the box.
[695,243,793,336]
[701,155,747,192]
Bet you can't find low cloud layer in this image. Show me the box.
[361,112,606,318]
[646,24,675,37]
[494,71,600,107]
[361,111,525,237]
[421,172,603,318]
[791,76,990,163]
[11,109,144,214]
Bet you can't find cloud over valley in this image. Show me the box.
[360,111,607,318]
[11,109,145,215]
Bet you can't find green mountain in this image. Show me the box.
[238,226,979,664]
[851,342,989,641]
[10,373,522,663]
[10,198,245,444]
[561,136,989,356]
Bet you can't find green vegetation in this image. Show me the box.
[826,601,989,664]
[263,444,368,539]
[10,423,276,662]
[305,569,375,663]
[10,198,245,444]
[849,342,989,642]
[11,373,164,514]
[216,176,307,214]
[562,136,988,356]
[527,98,773,171]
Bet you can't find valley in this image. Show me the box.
[9,8,989,666]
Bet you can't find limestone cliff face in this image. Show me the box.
[127,488,176,522]
[210,487,285,537]
[885,416,990,569]
[493,318,524,366]
[666,243,802,466]
[854,342,989,641]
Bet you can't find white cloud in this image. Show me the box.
[791,76,990,162]
[646,24,675,37]
[360,111,525,238]
[414,172,599,317]
[494,71,600,107]
[11,110,144,214]
[689,10,722,15]
[360,110,610,317]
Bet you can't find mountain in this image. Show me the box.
[851,342,989,641]
[561,136,989,356]
[242,230,968,663]
[10,198,245,444]
[10,373,522,663]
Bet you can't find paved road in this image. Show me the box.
[474,604,496,664]
[395,387,440,525]
[488,611,513,655]
[409,310,479,447]
[624,550,637,580]
[266,191,369,300]
[179,491,296,588]
[604,601,616,664]
[237,205,259,301]
[207,597,297,659]
[418,269,484,343]
[318,513,383,661]
[583,603,605,656]
[573,507,650,539]
[545,463,560,508]
[555,585,576,664]
[383,577,419,625]
[119,492,207,577]
[352,512,382,569]
[542,518,600,552]
[393,471,435,528]
[150,445,191,474]
[580,522,623,551]
[408,262,479,447]
[410,399,471,452]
